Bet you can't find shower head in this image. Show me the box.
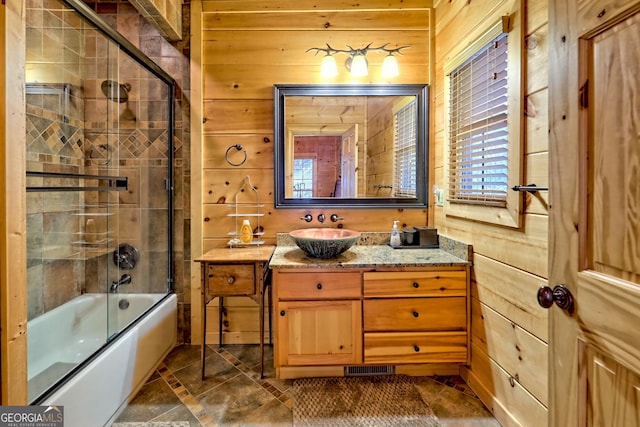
[101,80,131,103]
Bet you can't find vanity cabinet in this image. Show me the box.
[363,269,468,364]
[273,271,362,368]
[272,266,469,378]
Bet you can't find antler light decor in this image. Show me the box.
[306,43,411,78]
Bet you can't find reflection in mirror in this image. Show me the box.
[274,84,429,208]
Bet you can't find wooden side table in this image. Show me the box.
[195,246,275,379]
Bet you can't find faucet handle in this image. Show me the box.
[330,214,344,222]
[300,214,313,222]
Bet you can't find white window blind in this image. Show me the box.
[394,99,417,198]
[292,158,314,198]
[449,32,509,206]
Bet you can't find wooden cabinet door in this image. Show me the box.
[277,300,362,366]
[549,1,640,425]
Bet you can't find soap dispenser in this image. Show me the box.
[240,219,253,244]
[390,220,402,247]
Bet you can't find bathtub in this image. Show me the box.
[28,293,177,426]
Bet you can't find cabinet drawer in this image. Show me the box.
[277,272,361,299]
[363,297,466,331]
[207,264,255,295]
[364,331,467,364]
[363,270,466,297]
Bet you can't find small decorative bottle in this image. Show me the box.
[390,220,402,247]
[240,219,253,244]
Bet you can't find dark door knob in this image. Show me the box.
[537,285,574,314]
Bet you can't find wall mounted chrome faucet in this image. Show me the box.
[298,212,344,224]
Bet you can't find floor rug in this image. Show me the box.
[292,375,440,426]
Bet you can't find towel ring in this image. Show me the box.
[225,144,247,166]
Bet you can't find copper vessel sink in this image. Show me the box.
[289,228,361,258]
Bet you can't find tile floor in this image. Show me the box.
[114,344,501,426]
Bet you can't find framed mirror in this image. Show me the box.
[274,84,429,208]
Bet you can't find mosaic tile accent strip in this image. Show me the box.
[156,363,217,427]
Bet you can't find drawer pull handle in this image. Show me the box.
[227,276,235,284]
[412,311,419,318]
[412,282,419,288]
[280,310,285,316]
[317,283,323,290]
[413,345,420,352]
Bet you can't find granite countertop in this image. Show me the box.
[269,232,471,269]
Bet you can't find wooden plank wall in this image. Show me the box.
[1,0,28,404]
[432,0,550,426]
[192,0,433,345]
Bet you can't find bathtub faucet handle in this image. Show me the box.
[111,273,132,293]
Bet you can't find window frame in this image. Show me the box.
[443,17,524,228]
[292,154,317,198]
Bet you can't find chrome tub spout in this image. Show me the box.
[111,274,132,293]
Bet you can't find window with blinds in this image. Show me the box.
[394,99,417,198]
[448,32,509,207]
[292,158,314,198]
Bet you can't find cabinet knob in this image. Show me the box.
[227,276,235,284]
[412,282,420,288]
[316,283,323,290]
[413,345,420,352]
[412,311,419,318]
[280,310,285,316]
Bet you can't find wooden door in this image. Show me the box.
[277,300,362,366]
[549,1,640,426]
[340,124,357,198]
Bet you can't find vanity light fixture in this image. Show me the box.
[306,43,410,79]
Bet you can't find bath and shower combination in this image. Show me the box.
[24,0,176,424]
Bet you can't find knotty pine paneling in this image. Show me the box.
[524,153,549,216]
[471,255,549,342]
[202,64,430,100]
[202,100,273,134]
[471,297,548,405]
[202,169,274,205]
[201,32,429,65]
[203,10,430,31]
[526,24,549,94]
[525,89,549,154]
[202,205,429,241]
[433,1,550,424]
[463,343,548,427]
[201,0,433,13]
[202,134,274,170]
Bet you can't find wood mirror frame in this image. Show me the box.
[273,84,429,208]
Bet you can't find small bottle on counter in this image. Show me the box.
[390,220,402,247]
[240,219,253,244]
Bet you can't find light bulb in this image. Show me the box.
[350,54,368,77]
[320,54,338,78]
[381,54,399,78]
